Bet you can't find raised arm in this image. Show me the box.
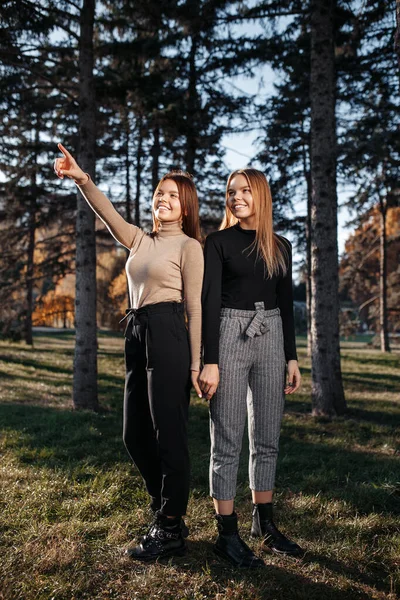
[54,143,141,250]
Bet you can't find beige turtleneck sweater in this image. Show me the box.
[77,179,204,371]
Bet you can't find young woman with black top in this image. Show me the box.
[54,144,204,562]
[199,168,303,568]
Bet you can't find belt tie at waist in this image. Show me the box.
[119,308,138,341]
[246,302,270,338]
[119,308,137,324]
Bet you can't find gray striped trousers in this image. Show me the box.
[209,304,286,500]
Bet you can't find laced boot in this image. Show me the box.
[126,512,186,562]
[251,503,303,557]
[214,512,265,568]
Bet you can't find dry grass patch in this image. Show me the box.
[0,332,398,599]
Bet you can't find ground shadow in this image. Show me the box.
[188,403,400,517]
[0,354,73,376]
[343,371,400,392]
[1,400,398,518]
[0,402,125,471]
[142,538,387,600]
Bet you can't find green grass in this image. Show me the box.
[0,332,399,600]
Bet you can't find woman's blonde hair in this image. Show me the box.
[220,168,288,278]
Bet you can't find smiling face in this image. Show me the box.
[227,173,255,224]
[153,179,182,222]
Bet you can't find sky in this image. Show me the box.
[220,64,352,268]
[222,66,351,281]
[2,18,353,281]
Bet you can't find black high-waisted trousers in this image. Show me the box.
[122,301,191,517]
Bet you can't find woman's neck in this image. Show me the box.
[157,220,184,237]
[238,216,257,230]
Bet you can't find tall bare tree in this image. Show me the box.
[395,0,400,72]
[73,0,98,411]
[378,185,391,352]
[25,123,39,346]
[310,0,346,416]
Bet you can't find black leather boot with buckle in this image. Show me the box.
[151,505,189,539]
[214,512,265,568]
[251,503,303,557]
[126,512,186,562]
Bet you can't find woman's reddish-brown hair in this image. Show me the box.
[152,171,201,242]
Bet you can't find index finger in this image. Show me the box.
[57,143,74,160]
[193,381,202,398]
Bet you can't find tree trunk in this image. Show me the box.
[134,114,143,227]
[302,121,312,357]
[74,0,98,411]
[395,0,400,74]
[379,195,391,352]
[25,121,39,346]
[151,120,160,190]
[306,176,312,358]
[25,174,36,346]
[310,0,346,416]
[185,35,198,174]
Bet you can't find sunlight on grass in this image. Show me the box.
[0,332,399,599]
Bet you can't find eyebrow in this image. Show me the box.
[227,185,250,192]
[157,187,179,194]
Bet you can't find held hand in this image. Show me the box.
[191,371,202,398]
[198,364,220,401]
[284,360,301,394]
[54,143,89,184]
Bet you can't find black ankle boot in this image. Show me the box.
[251,503,303,557]
[150,506,189,539]
[126,512,186,561]
[214,512,265,568]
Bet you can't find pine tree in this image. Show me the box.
[0,11,77,343]
[340,0,399,352]
[339,206,400,338]
[395,0,400,71]
[73,0,98,411]
[309,0,346,416]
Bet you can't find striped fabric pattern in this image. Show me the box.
[209,305,286,500]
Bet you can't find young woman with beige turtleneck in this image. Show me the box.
[54,143,204,562]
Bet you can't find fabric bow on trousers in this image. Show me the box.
[209,302,286,500]
[245,301,271,337]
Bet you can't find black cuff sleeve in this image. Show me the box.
[277,239,298,362]
[201,236,223,364]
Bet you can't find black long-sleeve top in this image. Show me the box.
[201,224,298,364]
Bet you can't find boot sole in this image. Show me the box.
[127,545,187,562]
[259,542,304,558]
[251,533,303,558]
[213,546,264,569]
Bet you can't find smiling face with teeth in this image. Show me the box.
[227,173,256,228]
[153,178,183,223]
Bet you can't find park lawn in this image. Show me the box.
[0,332,399,600]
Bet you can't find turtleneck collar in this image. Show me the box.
[157,220,185,237]
[234,223,256,235]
